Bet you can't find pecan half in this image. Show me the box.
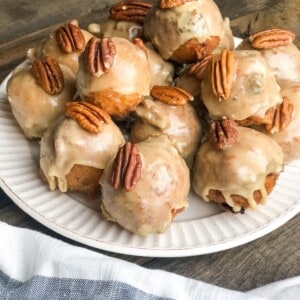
[86,37,116,77]
[111,142,142,191]
[31,56,64,95]
[249,28,296,49]
[265,96,294,134]
[65,101,111,134]
[110,1,152,24]
[159,0,194,9]
[150,85,194,105]
[56,22,85,53]
[133,38,148,57]
[211,49,235,101]
[170,36,220,64]
[210,118,238,150]
[238,107,275,127]
[187,55,212,79]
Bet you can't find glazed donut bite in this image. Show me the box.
[89,0,173,88]
[28,20,94,75]
[6,56,76,139]
[76,37,152,118]
[193,119,283,213]
[201,49,283,126]
[40,102,125,197]
[238,29,300,85]
[144,0,234,63]
[131,86,201,167]
[100,136,190,235]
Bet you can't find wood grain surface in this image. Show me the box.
[231,0,300,47]
[0,0,299,292]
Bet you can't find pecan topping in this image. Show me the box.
[150,86,194,105]
[65,101,111,134]
[159,0,194,9]
[171,36,220,64]
[31,56,64,95]
[211,49,235,101]
[250,28,296,49]
[86,37,116,77]
[111,142,142,191]
[210,118,238,150]
[56,22,85,53]
[187,55,212,79]
[265,96,294,134]
[133,38,148,57]
[110,1,152,24]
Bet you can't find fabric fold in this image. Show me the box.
[0,221,299,300]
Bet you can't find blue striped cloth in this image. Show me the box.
[0,221,299,300]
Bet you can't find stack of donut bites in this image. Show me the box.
[6,0,300,235]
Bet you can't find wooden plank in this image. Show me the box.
[0,188,13,207]
[0,0,275,47]
[215,0,271,19]
[0,203,33,226]
[0,9,110,70]
[0,0,113,44]
[231,0,300,47]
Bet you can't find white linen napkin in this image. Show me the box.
[0,221,299,300]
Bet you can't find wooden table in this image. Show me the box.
[1,0,299,292]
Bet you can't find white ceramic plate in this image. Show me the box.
[1,66,299,257]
